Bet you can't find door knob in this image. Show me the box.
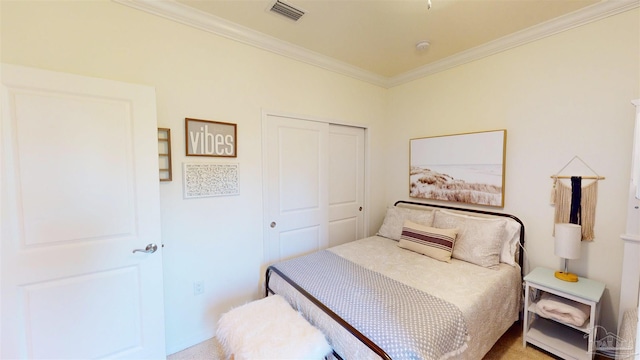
[270,221,277,228]
[133,243,158,254]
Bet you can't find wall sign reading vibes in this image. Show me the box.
[185,118,237,157]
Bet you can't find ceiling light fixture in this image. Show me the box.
[416,40,430,51]
[427,0,432,10]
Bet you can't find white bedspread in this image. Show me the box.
[271,250,469,360]
[268,236,521,360]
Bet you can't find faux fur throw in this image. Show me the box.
[216,295,332,360]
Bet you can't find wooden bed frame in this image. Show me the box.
[265,201,526,360]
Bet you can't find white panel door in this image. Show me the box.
[263,114,366,264]
[1,64,166,359]
[328,125,365,247]
[263,114,329,263]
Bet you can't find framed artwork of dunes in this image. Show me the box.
[409,130,506,207]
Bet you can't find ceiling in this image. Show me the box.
[118,0,639,87]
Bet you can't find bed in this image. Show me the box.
[265,201,525,360]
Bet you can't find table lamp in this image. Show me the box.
[554,223,582,282]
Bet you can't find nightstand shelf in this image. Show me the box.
[527,317,590,358]
[526,302,590,333]
[523,267,605,360]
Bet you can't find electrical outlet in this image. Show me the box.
[193,280,204,295]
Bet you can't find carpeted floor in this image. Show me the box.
[168,321,596,359]
[168,335,226,360]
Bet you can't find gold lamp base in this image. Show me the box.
[555,271,579,282]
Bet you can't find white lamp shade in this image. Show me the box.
[554,223,582,260]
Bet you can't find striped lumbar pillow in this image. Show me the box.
[399,220,458,262]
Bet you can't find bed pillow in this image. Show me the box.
[433,210,506,269]
[435,210,521,266]
[501,219,521,266]
[377,207,435,241]
[398,220,458,262]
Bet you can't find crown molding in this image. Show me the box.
[114,0,639,89]
[388,0,640,87]
[112,0,389,87]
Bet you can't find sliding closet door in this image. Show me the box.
[263,113,365,264]
[264,114,329,263]
[328,124,365,247]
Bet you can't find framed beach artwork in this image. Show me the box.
[409,130,506,207]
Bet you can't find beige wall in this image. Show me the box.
[2,0,639,353]
[1,0,388,353]
[387,8,640,333]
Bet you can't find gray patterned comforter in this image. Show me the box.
[270,250,469,360]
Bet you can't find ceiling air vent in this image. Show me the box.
[270,0,305,21]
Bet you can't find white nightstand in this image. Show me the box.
[523,267,606,360]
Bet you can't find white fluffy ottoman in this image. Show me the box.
[216,295,332,360]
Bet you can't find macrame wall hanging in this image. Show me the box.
[550,156,605,241]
